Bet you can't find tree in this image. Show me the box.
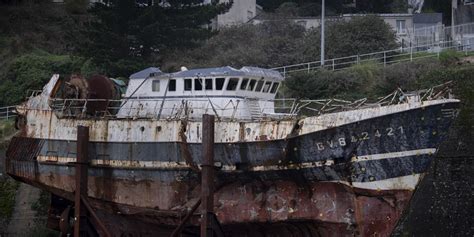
[301,15,398,60]
[161,20,307,71]
[75,0,231,76]
[162,15,397,70]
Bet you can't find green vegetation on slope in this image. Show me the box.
[0,179,19,220]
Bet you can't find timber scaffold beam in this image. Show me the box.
[73,125,112,237]
[171,114,224,237]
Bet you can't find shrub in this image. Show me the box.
[0,52,84,105]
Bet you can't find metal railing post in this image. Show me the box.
[383,52,386,66]
[332,59,335,70]
[308,63,310,73]
[410,46,413,61]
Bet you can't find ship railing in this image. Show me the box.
[43,84,453,120]
[46,97,300,120]
[27,89,43,98]
[270,82,454,117]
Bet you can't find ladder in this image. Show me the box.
[246,99,262,120]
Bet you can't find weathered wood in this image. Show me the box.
[74,126,89,237]
[201,114,215,237]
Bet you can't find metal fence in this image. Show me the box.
[412,22,474,47]
[0,106,17,120]
[272,39,473,77]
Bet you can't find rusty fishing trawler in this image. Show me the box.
[6,66,459,236]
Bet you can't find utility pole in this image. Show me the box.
[321,0,325,66]
[452,0,456,41]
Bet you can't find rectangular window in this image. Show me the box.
[240,78,249,90]
[152,80,160,92]
[205,78,213,90]
[226,78,239,91]
[255,80,264,92]
[262,81,272,93]
[216,78,225,90]
[270,82,279,94]
[168,79,176,91]
[194,78,203,91]
[396,20,406,34]
[247,79,256,91]
[184,79,192,91]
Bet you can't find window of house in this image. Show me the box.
[168,79,176,91]
[396,20,406,34]
[152,80,160,92]
[240,78,249,90]
[216,78,225,90]
[184,79,192,91]
[247,79,256,91]
[226,78,239,91]
[255,80,264,92]
[194,78,203,91]
[270,82,279,94]
[205,78,213,90]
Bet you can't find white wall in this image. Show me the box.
[217,0,256,28]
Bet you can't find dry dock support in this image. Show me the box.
[73,126,111,237]
[201,114,215,237]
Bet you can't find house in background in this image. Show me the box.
[413,13,444,45]
[213,0,256,29]
[454,0,474,25]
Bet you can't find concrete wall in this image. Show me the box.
[217,0,256,28]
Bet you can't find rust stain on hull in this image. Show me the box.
[7,160,411,236]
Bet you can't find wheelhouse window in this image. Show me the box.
[262,81,272,93]
[168,79,176,91]
[247,79,256,91]
[270,82,279,94]
[226,78,239,91]
[152,80,160,92]
[216,78,225,90]
[205,78,213,90]
[255,80,264,92]
[184,79,192,91]
[194,78,203,91]
[240,78,249,90]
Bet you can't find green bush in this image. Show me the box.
[283,58,473,104]
[0,179,19,219]
[0,52,85,106]
[283,62,384,100]
[438,49,463,66]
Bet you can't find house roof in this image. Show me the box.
[129,67,163,79]
[413,13,443,24]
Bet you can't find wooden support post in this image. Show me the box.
[201,114,215,237]
[74,126,89,237]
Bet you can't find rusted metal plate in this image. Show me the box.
[14,169,412,237]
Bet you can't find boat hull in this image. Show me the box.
[6,101,459,236]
